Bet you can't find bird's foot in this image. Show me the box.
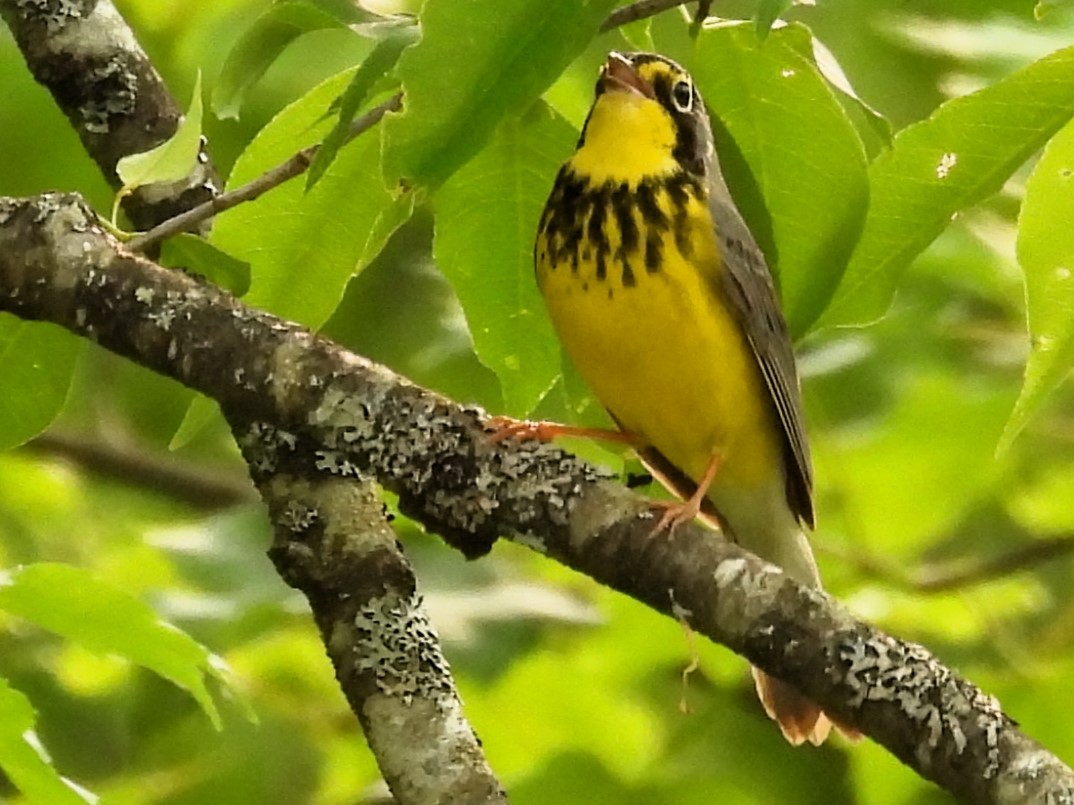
[647,452,721,535]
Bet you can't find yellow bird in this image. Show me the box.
[534,51,832,745]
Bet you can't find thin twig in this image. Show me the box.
[600,0,693,31]
[24,430,255,510]
[910,536,1074,592]
[823,536,1074,593]
[127,93,403,253]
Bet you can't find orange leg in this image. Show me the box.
[651,453,720,534]
[486,415,642,447]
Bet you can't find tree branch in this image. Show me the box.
[3,192,1072,804]
[22,430,256,510]
[824,536,1074,593]
[1,192,505,802]
[910,536,1074,592]
[600,0,693,31]
[0,0,219,232]
[239,427,506,804]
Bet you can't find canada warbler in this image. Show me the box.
[534,51,833,745]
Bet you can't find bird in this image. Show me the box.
[531,50,833,745]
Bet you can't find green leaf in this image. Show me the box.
[382,0,620,190]
[211,70,413,329]
[1000,118,1074,452]
[0,679,94,805]
[754,0,792,37]
[821,45,1074,329]
[0,563,229,728]
[1034,0,1071,20]
[307,27,418,189]
[617,17,655,53]
[160,233,251,296]
[684,23,869,337]
[0,317,81,450]
[304,0,391,25]
[212,2,348,120]
[169,394,222,452]
[117,71,203,189]
[806,35,892,146]
[434,102,574,415]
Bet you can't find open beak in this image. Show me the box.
[600,52,654,99]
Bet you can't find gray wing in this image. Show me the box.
[706,171,814,528]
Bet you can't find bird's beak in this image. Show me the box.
[600,52,654,99]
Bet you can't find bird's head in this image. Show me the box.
[571,51,714,183]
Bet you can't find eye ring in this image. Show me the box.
[670,79,693,113]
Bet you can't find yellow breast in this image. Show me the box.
[536,167,783,492]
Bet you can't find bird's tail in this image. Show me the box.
[739,519,860,745]
[739,521,859,745]
[751,667,831,746]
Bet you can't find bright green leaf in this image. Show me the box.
[382,0,620,190]
[754,0,793,37]
[821,45,1074,329]
[304,0,390,25]
[434,102,574,415]
[160,233,251,296]
[617,17,655,52]
[321,214,505,412]
[0,563,229,728]
[1034,0,1071,20]
[806,34,892,146]
[212,3,348,120]
[117,71,203,189]
[0,679,94,805]
[212,70,413,329]
[685,23,869,337]
[307,27,418,189]
[0,681,87,802]
[0,317,80,450]
[1000,118,1074,452]
[169,394,223,452]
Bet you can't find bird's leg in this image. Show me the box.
[486,415,643,446]
[651,453,720,534]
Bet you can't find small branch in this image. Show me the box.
[126,93,403,253]
[23,430,255,510]
[3,193,1073,804]
[238,429,505,804]
[824,537,1074,594]
[0,0,220,232]
[600,0,692,31]
[911,537,1074,593]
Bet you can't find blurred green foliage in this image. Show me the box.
[2,0,1074,802]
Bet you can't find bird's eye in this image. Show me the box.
[670,79,693,112]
